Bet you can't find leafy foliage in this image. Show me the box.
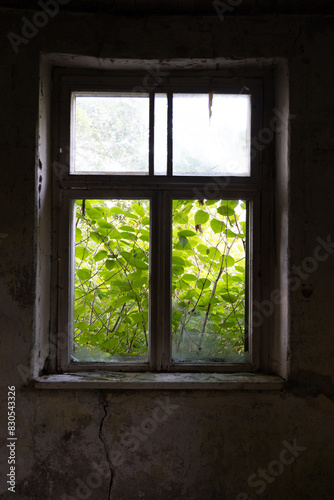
[171,200,246,362]
[74,200,150,362]
[73,199,247,363]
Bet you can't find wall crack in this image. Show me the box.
[99,395,114,500]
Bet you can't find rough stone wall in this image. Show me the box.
[0,5,334,500]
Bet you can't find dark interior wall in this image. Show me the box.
[0,3,334,499]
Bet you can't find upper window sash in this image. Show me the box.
[54,70,263,185]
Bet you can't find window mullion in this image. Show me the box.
[167,92,173,176]
[149,93,154,175]
[149,191,172,370]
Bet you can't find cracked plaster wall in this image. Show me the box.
[0,6,334,500]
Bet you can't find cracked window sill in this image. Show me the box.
[34,372,284,390]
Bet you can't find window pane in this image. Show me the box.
[73,94,149,174]
[173,94,250,176]
[172,199,247,363]
[73,199,150,363]
[154,93,167,175]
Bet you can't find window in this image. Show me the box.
[54,69,271,373]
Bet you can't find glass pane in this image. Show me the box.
[172,199,247,363]
[73,199,150,363]
[173,94,250,176]
[154,93,167,175]
[73,94,149,174]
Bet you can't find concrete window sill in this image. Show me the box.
[34,372,284,390]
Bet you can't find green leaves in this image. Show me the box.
[210,218,225,234]
[106,260,116,270]
[94,250,108,262]
[174,213,188,224]
[109,206,125,215]
[74,198,247,362]
[109,228,122,240]
[132,277,147,289]
[178,230,197,237]
[76,228,82,242]
[182,274,198,282]
[74,199,150,360]
[194,210,209,225]
[133,203,145,217]
[173,256,187,266]
[179,235,189,248]
[86,207,104,220]
[197,278,211,290]
[98,220,113,229]
[217,201,235,217]
[77,268,91,280]
[222,255,235,268]
[172,198,247,359]
[76,246,91,260]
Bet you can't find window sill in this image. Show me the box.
[34,372,284,390]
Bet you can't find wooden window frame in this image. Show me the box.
[53,68,273,374]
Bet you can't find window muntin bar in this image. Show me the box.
[154,93,168,175]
